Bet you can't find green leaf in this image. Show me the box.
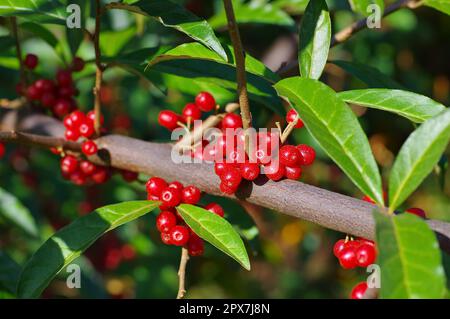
[272,0,309,14]
[208,0,295,29]
[274,77,384,204]
[349,0,384,17]
[0,187,38,237]
[0,0,66,24]
[17,200,159,298]
[374,210,446,298]
[176,204,250,271]
[106,0,227,61]
[66,0,87,57]
[0,251,21,295]
[298,0,331,79]
[389,109,450,210]
[337,89,447,123]
[424,0,450,15]
[20,22,58,48]
[100,26,136,57]
[331,60,404,89]
[0,36,16,52]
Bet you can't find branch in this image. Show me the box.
[3,112,450,254]
[223,0,252,133]
[177,248,189,299]
[93,0,104,136]
[0,130,80,152]
[278,0,419,76]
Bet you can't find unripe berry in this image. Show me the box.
[350,282,368,299]
[221,113,243,129]
[158,110,180,131]
[240,162,260,181]
[286,109,304,128]
[279,145,301,167]
[156,211,177,233]
[169,225,190,246]
[182,185,201,205]
[146,177,167,197]
[195,92,216,112]
[182,103,202,122]
[205,203,224,217]
[61,155,78,174]
[160,187,182,208]
[296,144,316,166]
[24,54,38,70]
[81,140,98,156]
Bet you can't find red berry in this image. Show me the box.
[214,162,232,176]
[69,111,86,128]
[220,166,242,189]
[41,92,56,107]
[56,69,73,87]
[91,166,110,184]
[285,166,302,180]
[58,86,75,98]
[70,170,87,186]
[219,182,237,195]
[205,203,224,217]
[350,282,368,299]
[187,234,204,256]
[338,246,357,269]
[15,83,25,96]
[226,149,247,165]
[156,211,177,233]
[168,181,184,192]
[24,54,38,69]
[63,115,74,129]
[182,185,201,205]
[160,232,172,245]
[169,225,190,246]
[279,145,301,166]
[65,128,80,141]
[72,57,85,72]
[120,244,136,260]
[362,195,375,204]
[87,110,104,126]
[158,110,179,131]
[26,85,42,100]
[81,140,98,156]
[35,79,55,92]
[79,120,95,138]
[53,99,72,117]
[121,170,138,182]
[0,143,5,158]
[60,155,78,174]
[182,103,202,122]
[356,244,377,267]
[333,239,346,257]
[240,162,260,181]
[406,207,426,219]
[264,162,285,181]
[222,113,243,129]
[297,144,316,166]
[160,187,182,208]
[286,109,304,129]
[146,177,167,197]
[79,160,96,176]
[195,92,216,112]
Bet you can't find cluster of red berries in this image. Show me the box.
[17,53,85,119]
[146,176,224,257]
[158,91,216,130]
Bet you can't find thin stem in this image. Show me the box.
[176,247,190,299]
[223,0,252,134]
[0,131,81,152]
[93,0,104,136]
[10,17,26,85]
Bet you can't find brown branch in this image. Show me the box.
[93,0,104,136]
[0,98,27,110]
[223,0,252,135]
[278,0,419,76]
[0,130,80,152]
[176,247,189,299]
[3,112,450,254]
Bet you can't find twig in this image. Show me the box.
[10,17,26,85]
[176,247,190,299]
[223,0,252,148]
[0,98,27,110]
[278,0,419,76]
[0,130,81,152]
[93,0,104,136]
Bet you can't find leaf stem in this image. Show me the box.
[10,17,26,86]
[176,247,190,299]
[93,0,104,136]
